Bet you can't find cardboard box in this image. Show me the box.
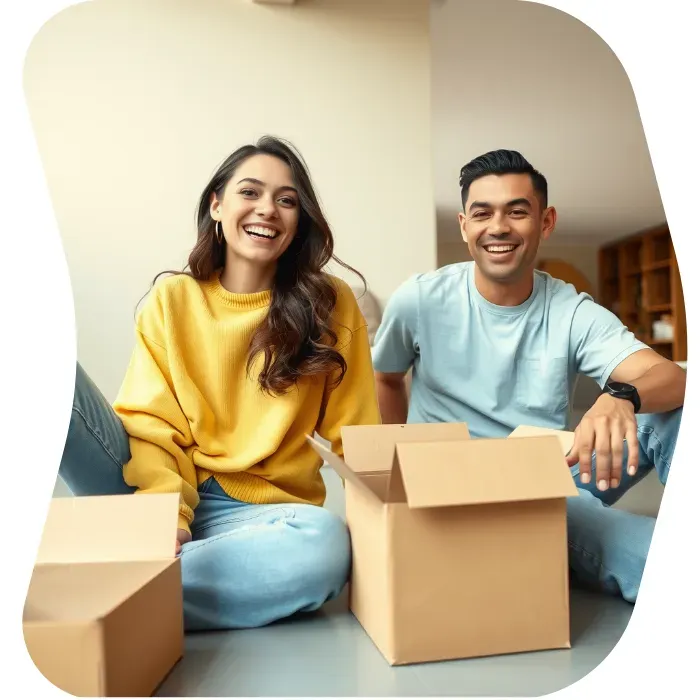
[23,493,184,696]
[308,422,579,666]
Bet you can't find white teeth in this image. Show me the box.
[485,245,516,253]
[244,225,278,238]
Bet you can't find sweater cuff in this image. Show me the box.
[177,514,192,535]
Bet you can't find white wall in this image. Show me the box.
[24,0,433,401]
[430,0,665,243]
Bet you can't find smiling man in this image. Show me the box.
[373,149,685,603]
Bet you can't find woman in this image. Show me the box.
[59,136,380,631]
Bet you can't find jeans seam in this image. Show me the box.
[567,538,635,591]
[189,508,297,544]
[195,508,294,532]
[72,405,125,471]
[647,432,671,475]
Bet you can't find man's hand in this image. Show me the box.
[566,393,639,491]
[175,528,192,555]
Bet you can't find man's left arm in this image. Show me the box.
[566,298,686,490]
[608,348,686,414]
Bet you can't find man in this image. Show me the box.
[372,149,685,603]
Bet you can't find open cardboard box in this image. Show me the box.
[308,422,579,666]
[23,493,184,697]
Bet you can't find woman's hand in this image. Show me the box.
[175,528,192,555]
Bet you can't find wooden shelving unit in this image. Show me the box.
[598,223,687,362]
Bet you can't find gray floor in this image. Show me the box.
[148,466,663,698]
[156,585,632,697]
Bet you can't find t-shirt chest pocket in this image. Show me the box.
[514,357,570,414]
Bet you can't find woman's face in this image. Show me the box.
[210,154,300,268]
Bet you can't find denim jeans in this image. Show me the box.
[58,363,351,632]
[566,406,681,602]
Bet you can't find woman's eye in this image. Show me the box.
[279,197,297,207]
[240,189,257,197]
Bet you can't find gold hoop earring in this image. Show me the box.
[215,221,223,244]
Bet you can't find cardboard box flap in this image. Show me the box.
[509,425,575,456]
[36,493,180,564]
[306,435,381,501]
[340,423,471,475]
[394,436,579,508]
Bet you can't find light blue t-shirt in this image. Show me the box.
[372,262,648,439]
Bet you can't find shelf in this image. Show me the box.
[639,337,673,346]
[598,224,686,363]
[623,260,671,277]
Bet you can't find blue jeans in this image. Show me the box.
[59,364,351,632]
[566,406,681,602]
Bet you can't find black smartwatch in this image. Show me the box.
[603,381,641,414]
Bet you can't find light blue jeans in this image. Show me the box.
[566,406,681,602]
[58,363,351,632]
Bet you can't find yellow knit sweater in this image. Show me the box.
[112,273,380,533]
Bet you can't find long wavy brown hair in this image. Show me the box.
[150,136,366,395]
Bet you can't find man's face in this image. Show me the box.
[458,173,556,284]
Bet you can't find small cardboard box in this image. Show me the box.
[23,493,184,696]
[308,422,579,666]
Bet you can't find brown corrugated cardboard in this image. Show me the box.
[307,422,579,666]
[509,423,576,456]
[23,493,184,696]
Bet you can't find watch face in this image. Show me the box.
[605,381,640,412]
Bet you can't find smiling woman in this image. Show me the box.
[58,135,381,632]
[168,135,365,395]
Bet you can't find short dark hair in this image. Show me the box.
[459,149,548,209]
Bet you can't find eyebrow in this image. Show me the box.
[237,177,298,194]
[468,197,532,212]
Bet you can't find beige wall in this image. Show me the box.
[430,0,664,242]
[24,0,433,401]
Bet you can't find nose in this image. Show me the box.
[486,211,510,236]
[255,194,279,220]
